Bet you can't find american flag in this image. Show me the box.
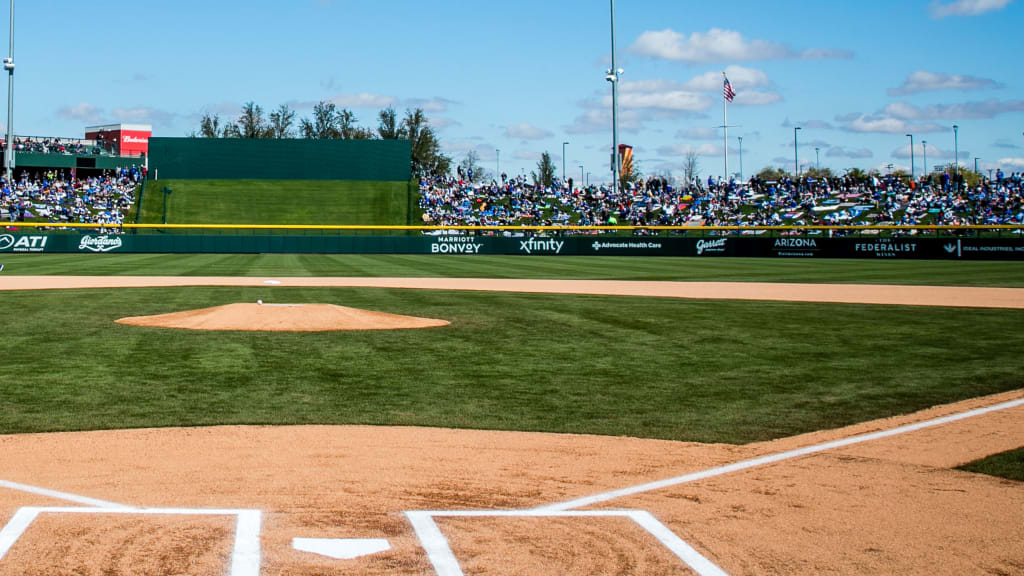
[723,76,736,103]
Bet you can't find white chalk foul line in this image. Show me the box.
[541,396,1024,512]
[0,479,132,510]
[406,510,728,576]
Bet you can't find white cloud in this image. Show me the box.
[892,143,956,160]
[630,28,852,63]
[883,99,1024,120]
[676,127,719,140]
[889,70,1003,96]
[929,0,1014,18]
[782,118,835,130]
[998,157,1024,168]
[684,66,772,91]
[329,92,397,109]
[656,143,724,157]
[430,117,461,131]
[112,107,177,127]
[57,102,104,123]
[840,114,946,134]
[733,91,783,106]
[605,90,711,112]
[402,97,458,114]
[565,107,647,134]
[504,123,553,140]
[826,147,874,159]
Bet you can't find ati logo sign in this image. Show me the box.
[519,238,564,254]
[0,234,48,252]
[79,235,123,253]
[695,238,727,255]
[430,236,483,254]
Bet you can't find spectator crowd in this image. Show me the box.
[418,169,1024,234]
[1,166,143,231]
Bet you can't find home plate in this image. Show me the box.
[292,538,391,560]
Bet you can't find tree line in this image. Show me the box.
[193,101,451,176]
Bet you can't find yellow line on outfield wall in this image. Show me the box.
[3,223,1022,232]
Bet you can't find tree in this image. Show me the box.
[199,113,224,138]
[756,167,790,181]
[683,152,700,186]
[402,108,450,177]
[236,101,269,138]
[268,104,296,139]
[301,101,341,139]
[458,150,491,182]
[532,152,557,188]
[804,167,834,180]
[620,160,643,190]
[377,107,403,140]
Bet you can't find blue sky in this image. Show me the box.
[9,0,1024,182]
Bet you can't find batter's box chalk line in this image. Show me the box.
[405,509,728,576]
[0,507,261,576]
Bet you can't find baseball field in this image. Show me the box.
[1,253,1022,575]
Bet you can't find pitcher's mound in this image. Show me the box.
[116,303,451,332]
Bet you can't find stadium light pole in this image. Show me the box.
[815,147,820,171]
[738,136,743,182]
[793,127,802,179]
[579,164,584,189]
[953,124,959,192]
[922,140,928,181]
[906,134,914,181]
[607,0,621,195]
[974,157,979,177]
[495,148,500,180]
[562,141,569,183]
[3,0,14,183]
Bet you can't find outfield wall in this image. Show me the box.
[2,232,1023,260]
[147,138,411,181]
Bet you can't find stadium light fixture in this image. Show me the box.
[953,125,959,191]
[608,0,620,195]
[4,0,14,183]
[906,134,914,181]
[793,127,802,179]
[738,136,743,181]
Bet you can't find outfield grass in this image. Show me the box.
[2,254,1024,287]
[137,180,413,226]
[958,448,1024,482]
[1,285,1022,444]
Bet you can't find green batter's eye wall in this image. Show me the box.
[147,137,412,181]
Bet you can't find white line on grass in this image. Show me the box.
[540,397,1024,512]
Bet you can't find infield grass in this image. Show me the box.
[1,285,1022,444]
[958,448,1024,482]
[2,254,1024,287]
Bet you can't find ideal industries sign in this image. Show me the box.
[1,233,1023,260]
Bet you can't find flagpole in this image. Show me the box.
[723,72,728,183]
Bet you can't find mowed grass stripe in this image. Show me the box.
[1,286,1021,444]
[3,254,1024,287]
[137,180,412,226]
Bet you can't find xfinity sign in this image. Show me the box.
[519,238,564,254]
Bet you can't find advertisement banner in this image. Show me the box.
[1,233,1023,260]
